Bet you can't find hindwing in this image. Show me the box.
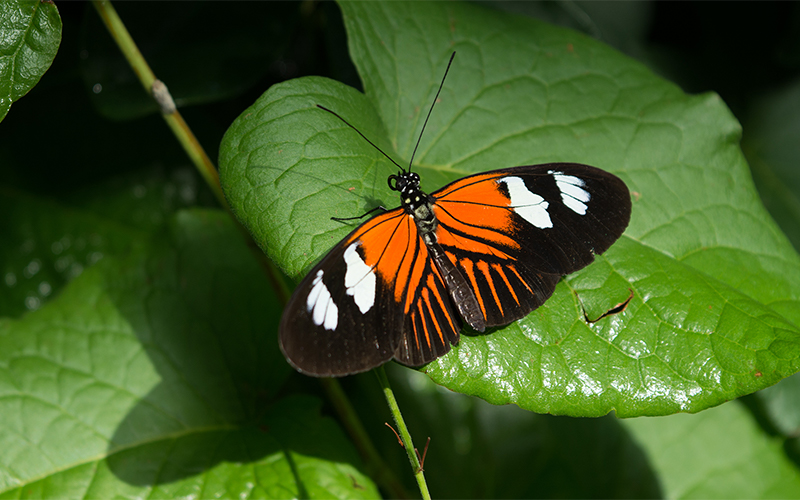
[430,162,631,326]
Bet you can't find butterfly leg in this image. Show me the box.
[331,205,389,223]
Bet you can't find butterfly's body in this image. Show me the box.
[394,171,486,333]
[279,53,631,377]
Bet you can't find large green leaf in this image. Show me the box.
[0,165,212,319]
[0,209,378,499]
[219,1,800,416]
[0,0,61,122]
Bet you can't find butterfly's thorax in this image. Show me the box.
[392,171,438,245]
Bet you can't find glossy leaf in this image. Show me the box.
[0,0,61,122]
[219,1,800,416]
[0,209,377,499]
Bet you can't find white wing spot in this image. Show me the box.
[343,242,376,314]
[497,176,552,229]
[549,170,590,215]
[306,270,338,331]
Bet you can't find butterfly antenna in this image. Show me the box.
[407,51,457,173]
[316,104,404,171]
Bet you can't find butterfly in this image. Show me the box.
[279,53,631,377]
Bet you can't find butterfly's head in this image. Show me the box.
[388,171,421,194]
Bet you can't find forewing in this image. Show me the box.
[431,163,631,326]
[279,208,409,376]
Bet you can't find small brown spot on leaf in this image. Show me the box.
[583,289,634,323]
[349,474,365,490]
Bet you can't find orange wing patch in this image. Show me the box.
[402,235,428,310]
[434,204,519,252]
[433,173,522,253]
[433,172,503,200]
[394,253,461,367]
[348,210,426,306]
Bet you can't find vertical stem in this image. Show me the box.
[375,366,431,500]
[321,378,410,499]
[91,0,227,210]
[91,3,410,498]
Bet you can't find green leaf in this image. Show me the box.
[218,1,800,416]
[0,210,377,499]
[0,166,211,319]
[0,0,61,122]
[624,400,800,498]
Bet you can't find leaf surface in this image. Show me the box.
[0,209,377,499]
[219,1,800,416]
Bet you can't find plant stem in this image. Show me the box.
[90,0,292,301]
[92,2,407,497]
[91,0,227,210]
[321,378,411,499]
[376,366,431,500]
